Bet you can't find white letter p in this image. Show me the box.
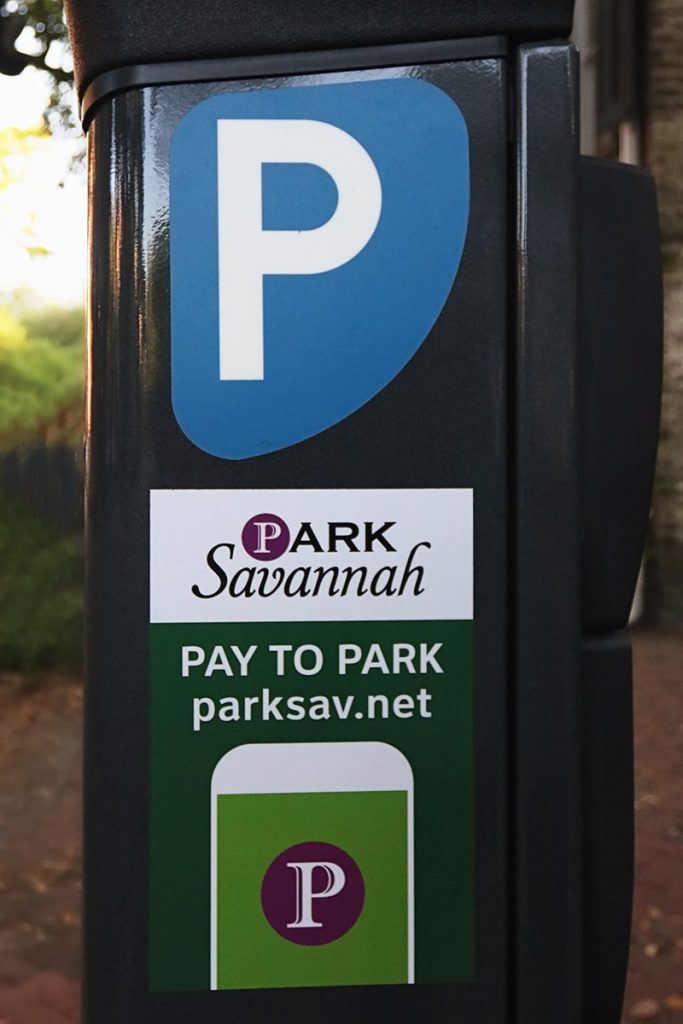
[286,860,347,929]
[217,119,382,381]
[254,519,282,554]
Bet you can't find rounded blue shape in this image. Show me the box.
[171,76,470,460]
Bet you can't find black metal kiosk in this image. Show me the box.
[63,2,662,1022]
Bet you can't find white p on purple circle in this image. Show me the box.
[261,841,365,945]
[241,513,290,561]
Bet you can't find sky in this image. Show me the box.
[0,64,86,308]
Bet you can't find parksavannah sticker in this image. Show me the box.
[149,488,474,991]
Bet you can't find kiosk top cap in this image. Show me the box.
[64,0,575,99]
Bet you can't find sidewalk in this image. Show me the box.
[0,631,680,1023]
[0,677,81,1024]
[621,630,683,1022]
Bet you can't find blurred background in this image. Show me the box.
[0,1,680,1022]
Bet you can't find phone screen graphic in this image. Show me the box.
[211,742,413,990]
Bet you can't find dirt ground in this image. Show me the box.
[0,675,81,1023]
[622,631,683,1022]
[0,630,680,1023]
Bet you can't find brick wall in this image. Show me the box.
[646,0,683,625]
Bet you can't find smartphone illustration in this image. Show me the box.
[211,741,414,990]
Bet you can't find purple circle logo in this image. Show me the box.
[241,513,290,561]
[261,841,364,945]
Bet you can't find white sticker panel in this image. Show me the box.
[150,488,472,624]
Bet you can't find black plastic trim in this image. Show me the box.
[81,35,509,127]
[581,632,634,1024]
[578,156,662,633]
[515,42,583,1024]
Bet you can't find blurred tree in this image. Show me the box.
[0,496,83,670]
[0,303,84,448]
[22,302,83,346]
[0,0,76,133]
[0,122,48,189]
[0,124,53,256]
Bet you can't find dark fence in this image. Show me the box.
[0,443,84,532]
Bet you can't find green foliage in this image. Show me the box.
[0,497,82,671]
[0,303,84,449]
[21,303,84,348]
